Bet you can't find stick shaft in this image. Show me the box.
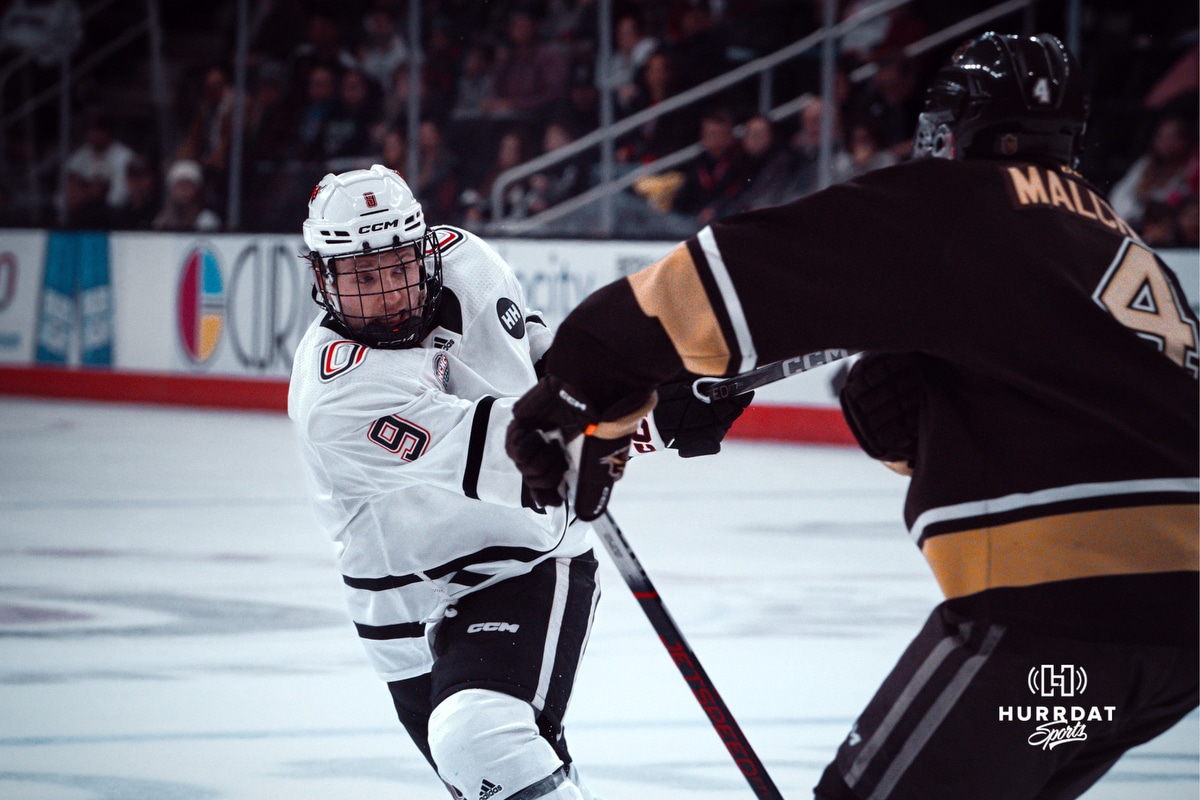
[591,511,785,800]
[577,349,856,797]
[703,349,855,400]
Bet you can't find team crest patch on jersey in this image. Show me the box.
[496,298,525,338]
[368,415,430,461]
[319,340,368,381]
[433,351,450,390]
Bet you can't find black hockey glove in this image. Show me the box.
[652,380,754,458]
[838,352,923,472]
[506,376,656,521]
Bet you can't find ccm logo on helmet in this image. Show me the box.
[358,219,400,234]
[467,622,520,633]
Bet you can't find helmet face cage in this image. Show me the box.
[303,165,442,349]
[911,32,1088,165]
[311,230,444,349]
[912,77,965,159]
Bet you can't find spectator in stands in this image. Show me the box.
[153,160,221,232]
[539,0,598,50]
[604,12,659,114]
[63,111,135,211]
[1110,112,1199,230]
[837,114,899,181]
[1177,196,1200,247]
[664,1,729,90]
[379,127,408,173]
[176,64,236,199]
[616,51,695,165]
[483,9,569,122]
[383,62,427,134]
[423,19,462,117]
[840,0,891,63]
[726,114,796,213]
[722,0,812,63]
[62,164,110,229]
[451,41,495,122]
[1139,201,1181,248]
[288,12,356,96]
[109,155,159,230]
[322,68,383,168]
[840,0,926,64]
[552,59,600,138]
[415,119,460,223]
[357,6,408,93]
[845,50,923,159]
[672,105,748,225]
[247,0,305,69]
[461,128,530,224]
[1,0,83,67]
[526,119,589,216]
[247,60,292,163]
[783,94,846,198]
[1144,44,1199,112]
[293,65,339,161]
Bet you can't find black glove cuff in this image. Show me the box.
[838,352,922,465]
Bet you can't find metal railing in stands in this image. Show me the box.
[485,0,908,230]
[486,0,1044,236]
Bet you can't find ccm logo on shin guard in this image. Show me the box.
[467,622,520,633]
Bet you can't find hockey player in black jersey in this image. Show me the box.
[507,33,1199,800]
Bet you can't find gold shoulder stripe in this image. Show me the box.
[627,244,730,376]
[922,504,1199,599]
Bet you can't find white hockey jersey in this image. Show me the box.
[289,226,589,682]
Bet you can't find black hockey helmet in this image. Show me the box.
[912,32,1088,165]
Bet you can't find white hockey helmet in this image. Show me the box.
[303,165,443,348]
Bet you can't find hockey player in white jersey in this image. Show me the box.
[289,165,750,799]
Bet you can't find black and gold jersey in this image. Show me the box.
[547,157,1199,645]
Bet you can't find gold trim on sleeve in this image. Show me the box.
[627,245,731,376]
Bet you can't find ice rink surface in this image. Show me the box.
[0,397,1195,800]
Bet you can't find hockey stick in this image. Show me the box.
[586,349,858,798]
[590,510,785,800]
[693,348,856,402]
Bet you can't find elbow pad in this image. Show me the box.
[838,352,923,467]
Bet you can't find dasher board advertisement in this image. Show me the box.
[0,230,46,365]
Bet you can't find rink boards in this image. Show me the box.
[0,229,1194,444]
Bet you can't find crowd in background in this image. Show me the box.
[1,0,1197,243]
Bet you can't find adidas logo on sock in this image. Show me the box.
[479,778,502,800]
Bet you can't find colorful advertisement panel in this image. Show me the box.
[2,229,1196,414]
[0,229,45,365]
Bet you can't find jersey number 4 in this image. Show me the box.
[1093,239,1198,378]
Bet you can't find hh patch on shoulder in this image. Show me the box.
[433,351,450,390]
[319,340,368,382]
[426,226,465,255]
[496,298,525,338]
